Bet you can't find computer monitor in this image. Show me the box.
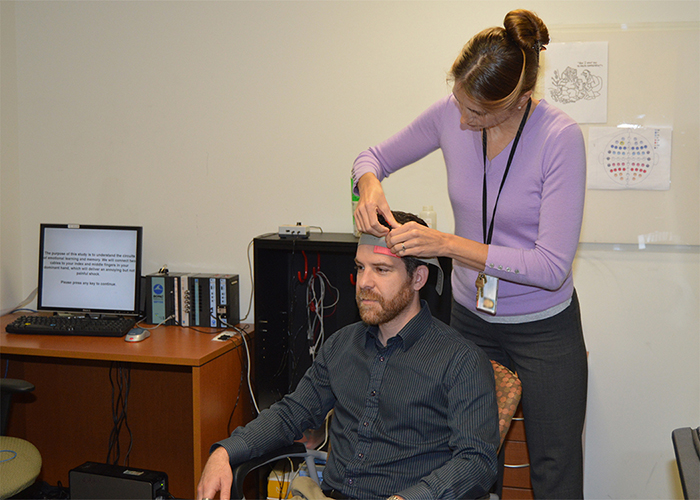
[37,224,143,316]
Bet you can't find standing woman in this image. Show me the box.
[352,9,588,499]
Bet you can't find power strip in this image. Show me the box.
[279,224,310,238]
[212,331,236,342]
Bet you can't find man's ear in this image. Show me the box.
[412,265,429,292]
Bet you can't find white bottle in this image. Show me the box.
[420,205,437,229]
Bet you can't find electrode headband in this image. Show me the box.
[358,233,444,295]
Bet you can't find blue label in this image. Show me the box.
[152,277,166,322]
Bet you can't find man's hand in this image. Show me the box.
[196,446,233,500]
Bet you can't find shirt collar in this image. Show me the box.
[364,300,433,352]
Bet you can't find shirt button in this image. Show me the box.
[371,390,376,396]
[506,267,511,272]
[363,421,369,427]
[515,269,520,274]
[358,453,364,459]
[498,265,503,270]
[379,356,385,362]
[348,479,354,485]
[488,263,495,268]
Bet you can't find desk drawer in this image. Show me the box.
[503,440,532,489]
[502,486,534,500]
[505,418,526,441]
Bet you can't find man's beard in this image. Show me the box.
[356,279,414,326]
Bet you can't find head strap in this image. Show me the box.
[358,233,444,295]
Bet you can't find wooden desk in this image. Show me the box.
[0,314,255,499]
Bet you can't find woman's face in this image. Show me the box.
[452,85,517,132]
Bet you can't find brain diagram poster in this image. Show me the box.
[587,127,672,190]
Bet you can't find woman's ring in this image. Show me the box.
[402,244,406,252]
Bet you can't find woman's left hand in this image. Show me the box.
[386,222,489,271]
[385,222,446,258]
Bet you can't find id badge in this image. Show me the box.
[476,274,499,315]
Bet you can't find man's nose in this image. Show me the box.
[356,270,374,290]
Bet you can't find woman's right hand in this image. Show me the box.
[354,173,398,236]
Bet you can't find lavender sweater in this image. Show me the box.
[353,96,586,317]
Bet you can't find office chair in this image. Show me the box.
[490,360,522,452]
[229,360,522,499]
[0,378,42,500]
[672,426,700,500]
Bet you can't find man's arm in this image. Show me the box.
[195,335,339,500]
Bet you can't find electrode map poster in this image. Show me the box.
[544,41,608,123]
[587,127,672,190]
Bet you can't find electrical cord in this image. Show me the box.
[2,287,38,316]
[317,410,332,451]
[215,317,261,416]
[211,315,254,430]
[306,271,340,361]
[241,232,276,323]
[107,362,132,466]
[239,329,260,415]
[227,342,247,435]
[135,314,175,330]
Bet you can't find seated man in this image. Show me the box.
[197,212,499,500]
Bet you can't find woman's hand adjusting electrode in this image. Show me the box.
[353,173,398,237]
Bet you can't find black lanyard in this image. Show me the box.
[481,99,532,245]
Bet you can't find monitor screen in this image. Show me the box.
[37,224,143,316]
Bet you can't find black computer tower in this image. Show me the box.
[69,462,168,499]
[253,232,452,410]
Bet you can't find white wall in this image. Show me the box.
[1,1,698,498]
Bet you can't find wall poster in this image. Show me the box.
[544,41,608,123]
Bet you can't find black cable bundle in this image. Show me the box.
[106,362,133,466]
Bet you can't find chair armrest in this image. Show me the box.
[0,378,35,394]
[1,378,35,436]
[672,426,700,500]
[231,442,310,500]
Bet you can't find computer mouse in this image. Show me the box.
[125,327,150,342]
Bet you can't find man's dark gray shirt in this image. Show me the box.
[214,301,499,499]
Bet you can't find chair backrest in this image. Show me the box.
[490,360,522,449]
[672,426,700,500]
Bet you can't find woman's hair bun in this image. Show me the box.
[504,9,549,52]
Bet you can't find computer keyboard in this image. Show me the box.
[5,315,137,337]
